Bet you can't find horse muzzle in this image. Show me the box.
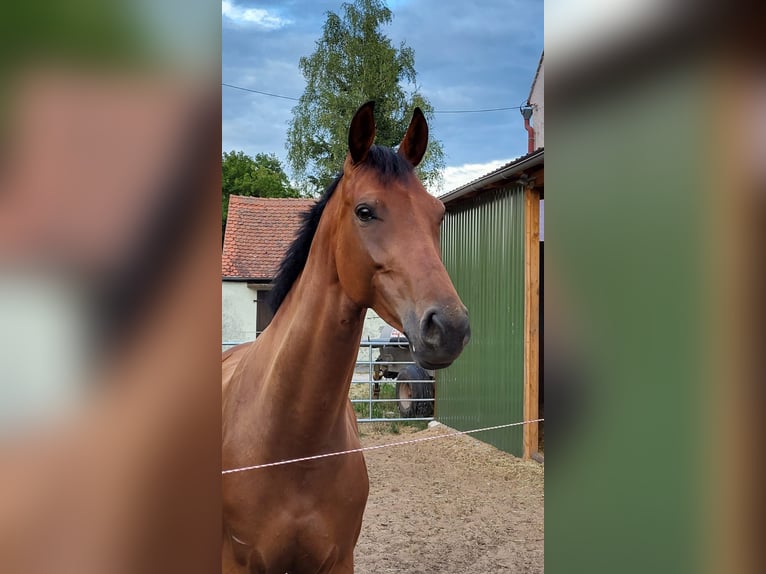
[404,305,470,370]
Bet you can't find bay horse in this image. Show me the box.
[221,102,470,573]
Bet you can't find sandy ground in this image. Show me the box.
[353,424,544,574]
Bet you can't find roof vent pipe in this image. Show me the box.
[521,105,535,153]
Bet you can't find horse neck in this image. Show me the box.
[257,215,365,440]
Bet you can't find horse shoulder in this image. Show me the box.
[222,342,252,396]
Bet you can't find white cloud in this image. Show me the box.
[222,1,291,30]
[433,159,514,195]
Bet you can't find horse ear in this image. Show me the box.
[397,107,428,167]
[348,101,376,165]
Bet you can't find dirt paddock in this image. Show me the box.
[354,423,544,573]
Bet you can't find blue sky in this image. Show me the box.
[222,0,543,192]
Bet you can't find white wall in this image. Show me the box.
[529,60,544,148]
[222,281,257,343]
[361,308,389,341]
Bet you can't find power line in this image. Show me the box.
[222,82,299,101]
[433,106,523,114]
[222,82,526,113]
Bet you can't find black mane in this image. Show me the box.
[269,145,414,313]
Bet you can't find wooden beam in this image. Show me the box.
[523,186,541,460]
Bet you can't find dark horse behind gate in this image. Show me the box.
[222,102,470,573]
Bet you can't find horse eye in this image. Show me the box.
[355,205,375,222]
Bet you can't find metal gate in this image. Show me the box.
[352,338,434,423]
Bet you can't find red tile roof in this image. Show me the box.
[222,196,315,280]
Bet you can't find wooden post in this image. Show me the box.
[523,186,541,460]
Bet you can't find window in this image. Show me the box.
[255,288,274,337]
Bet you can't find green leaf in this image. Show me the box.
[222,151,301,232]
[286,0,445,189]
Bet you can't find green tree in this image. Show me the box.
[222,151,300,229]
[286,0,444,193]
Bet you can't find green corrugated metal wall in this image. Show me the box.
[437,184,526,456]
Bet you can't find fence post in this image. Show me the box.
[367,340,373,420]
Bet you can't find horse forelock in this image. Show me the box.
[363,144,415,181]
[268,145,416,314]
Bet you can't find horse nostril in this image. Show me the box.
[420,308,445,345]
[419,306,471,352]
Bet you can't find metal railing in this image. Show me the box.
[222,341,243,352]
[352,338,433,423]
[221,339,434,423]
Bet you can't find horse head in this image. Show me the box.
[332,101,470,370]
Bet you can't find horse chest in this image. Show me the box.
[226,462,368,573]
[241,456,369,526]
